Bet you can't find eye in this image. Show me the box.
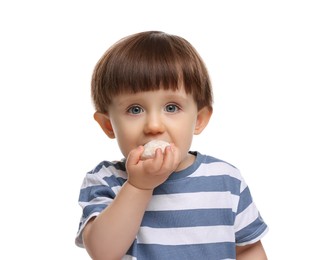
[127,105,143,114]
[164,104,179,113]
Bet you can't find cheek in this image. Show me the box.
[115,130,136,149]
[179,120,197,148]
[173,125,195,150]
[110,120,135,156]
[117,123,146,151]
[111,117,133,138]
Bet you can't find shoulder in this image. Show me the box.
[81,160,127,189]
[195,152,241,178]
[193,152,247,192]
[89,160,126,174]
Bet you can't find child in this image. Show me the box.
[76,31,268,260]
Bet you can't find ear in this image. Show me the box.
[93,112,115,139]
[194,106,212,135]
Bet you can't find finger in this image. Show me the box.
[127,146,144,166]
[163,144,180,169]
[142,148,164,173]
[152,148,164,163]
[161,146,174,167]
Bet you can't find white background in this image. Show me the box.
[1,0,324,259]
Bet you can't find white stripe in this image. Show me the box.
[80,173,108,188]
[190,162,248,192]
[81,166,126,188]
[236,226,269,246]
[234,202,259,232]
[147,192,239,212]
[190,161,239,178]
[137,226,235,245]
[79,196,110,208]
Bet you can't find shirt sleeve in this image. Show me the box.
[234,179,268,246]
[75,171,119,248]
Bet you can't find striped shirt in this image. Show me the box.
[76,152,268,260]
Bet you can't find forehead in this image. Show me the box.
[110,86,193,106]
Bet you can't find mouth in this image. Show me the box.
[142,139,169,146]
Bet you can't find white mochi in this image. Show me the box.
[141,140,170,159]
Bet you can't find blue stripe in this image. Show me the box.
[103,175,126,187]
[79,185,116,202]
[236,186,253,214]
[154,175,241,195]
[167,152,237,181]
[203,154,229,164]
[235,215,267,244]
[82,203,107,219]
[142,208,235,228]
[135,242,236,260]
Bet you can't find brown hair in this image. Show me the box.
[91,31,213,113]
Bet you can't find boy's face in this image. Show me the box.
[96,85,211,171]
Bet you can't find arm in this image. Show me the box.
[83,182,152,260]
[236,241,267,260]
[83,145,180,260]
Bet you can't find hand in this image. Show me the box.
[126,144,181,190]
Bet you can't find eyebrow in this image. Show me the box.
[111,89,192,107]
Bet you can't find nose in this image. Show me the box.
[143,112,165,135]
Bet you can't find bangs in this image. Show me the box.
[108,32,182,94]
[92,31,212,113]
